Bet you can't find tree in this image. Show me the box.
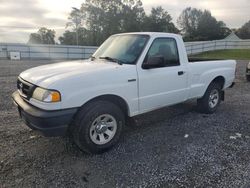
[28,33,42,44]
[177,7,229,41]
[58,30,76,45]
[66,7,85,45]
[177,7,202,40]
[196,10,229,40]
[59,28,93,46]
[80,0,146,45]
[59,0,180,45]
[59,0,147,46]
[236,20,250,39]
[143,6,179,33]
[66,8,84,30]
[80,0,124,45]
[120,0,146,32]
[28,27,56,44]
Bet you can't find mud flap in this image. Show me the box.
[221,91,225,101]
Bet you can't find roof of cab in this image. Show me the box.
[113,32,181,38]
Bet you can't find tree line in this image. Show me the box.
[28,0,250,45]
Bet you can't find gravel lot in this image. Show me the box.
[0,59,250,188]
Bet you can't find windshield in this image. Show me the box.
[92,34,149,65]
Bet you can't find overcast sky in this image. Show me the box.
[0,0,249,43]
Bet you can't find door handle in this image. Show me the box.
[178,71,185,75]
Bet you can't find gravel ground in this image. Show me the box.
[0,59,250,188]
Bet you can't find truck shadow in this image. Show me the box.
[124,100,197,131]
[60,101,197,155]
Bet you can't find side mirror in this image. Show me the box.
[142,56,165,69]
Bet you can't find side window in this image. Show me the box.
[144,38,180,68]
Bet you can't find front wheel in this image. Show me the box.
[197,82,222,114]
[72,101,125,154]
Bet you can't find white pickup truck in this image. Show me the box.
[12,32,236,153]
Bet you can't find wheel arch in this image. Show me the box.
[201,75,225,100]
[79,94,130,117]
[210,76,225,89]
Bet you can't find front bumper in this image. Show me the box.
[12,91,78,137]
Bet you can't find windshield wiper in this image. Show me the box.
[99,56,123,65]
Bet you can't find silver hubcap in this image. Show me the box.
[209,89,219,108]
[89,114,117,145]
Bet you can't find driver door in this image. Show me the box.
[137,37,188,113]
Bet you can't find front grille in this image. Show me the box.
[17,78,35,99]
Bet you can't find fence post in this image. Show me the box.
[29,45,31,60]
[82,47,85,59]
[67,47,69,59]
[49,45,51,59]
[83,47,85,59]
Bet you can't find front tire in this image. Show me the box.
[72,101,125,154]
[197,82,222,114]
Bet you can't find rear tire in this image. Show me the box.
[197,82,222,114]
[71,100,125,154]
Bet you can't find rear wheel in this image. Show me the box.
[71,101,125,154]
[197,82,222,114]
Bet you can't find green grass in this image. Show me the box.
[191,49,250,60]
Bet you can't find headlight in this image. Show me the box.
[32,87,61,103]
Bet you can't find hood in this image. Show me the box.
[19,60,123,88]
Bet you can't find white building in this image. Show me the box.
[223,32,241,41]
